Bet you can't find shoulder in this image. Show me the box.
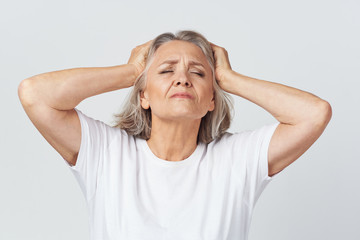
[209,123,279,148]
[209,130,250,147]
[74,108,130,146]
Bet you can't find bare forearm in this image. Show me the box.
[19,64,136,110]
[222,70,331,125]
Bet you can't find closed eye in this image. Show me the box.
[160,70,173,74]
[160,70,204,77]
[193,72,204,77]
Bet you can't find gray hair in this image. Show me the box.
[111,30,234,144]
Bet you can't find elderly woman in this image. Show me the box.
[18,30,332,240]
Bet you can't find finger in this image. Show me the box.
[209,42,220,48]
[209,43,221,54]
[144,39,154,46]
[138,40,152,48]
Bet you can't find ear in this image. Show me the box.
[208,93,215,112]
[140,90,150,110]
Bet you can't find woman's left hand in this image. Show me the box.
[209,42,233,91]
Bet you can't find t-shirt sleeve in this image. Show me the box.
[230,122,282,207]
[61,108,114,202]
[244,122,281,206]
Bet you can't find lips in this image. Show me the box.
[171,92,194,99]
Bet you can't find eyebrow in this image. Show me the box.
[158,59,205,68]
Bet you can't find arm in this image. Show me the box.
[18,64,137,110]
[18,64,137,166]
[226,71,332,176]
[221,70,331,125]
[222,71,332,176]
[18,40,153,166]
[210,42,332,177]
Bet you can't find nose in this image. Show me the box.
[174,72,192,87]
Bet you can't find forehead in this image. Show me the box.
[152,40,209,67]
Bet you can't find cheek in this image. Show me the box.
[198,81,214,97]
[147,83,168,102]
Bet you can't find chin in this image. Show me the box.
[169,113,202,121]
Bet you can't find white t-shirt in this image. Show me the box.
[63,108,282,240]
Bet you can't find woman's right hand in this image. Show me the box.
[127,39,153,81]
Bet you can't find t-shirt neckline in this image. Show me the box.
[137,137,204,166]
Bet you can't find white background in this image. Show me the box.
[1,0,359,239]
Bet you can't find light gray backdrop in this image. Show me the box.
[1,0,359,239]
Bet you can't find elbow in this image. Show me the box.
[319,100,332,122]
[312,100,332,128]
[18,78,36,107]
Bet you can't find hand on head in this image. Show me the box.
[127,39,233,91]
[127,39,154,81]
[209,42,233,88]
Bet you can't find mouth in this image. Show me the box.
[171,92,194,99]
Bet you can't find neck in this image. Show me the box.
[146,115,201,161]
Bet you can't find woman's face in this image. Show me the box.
[140,40,215,122]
